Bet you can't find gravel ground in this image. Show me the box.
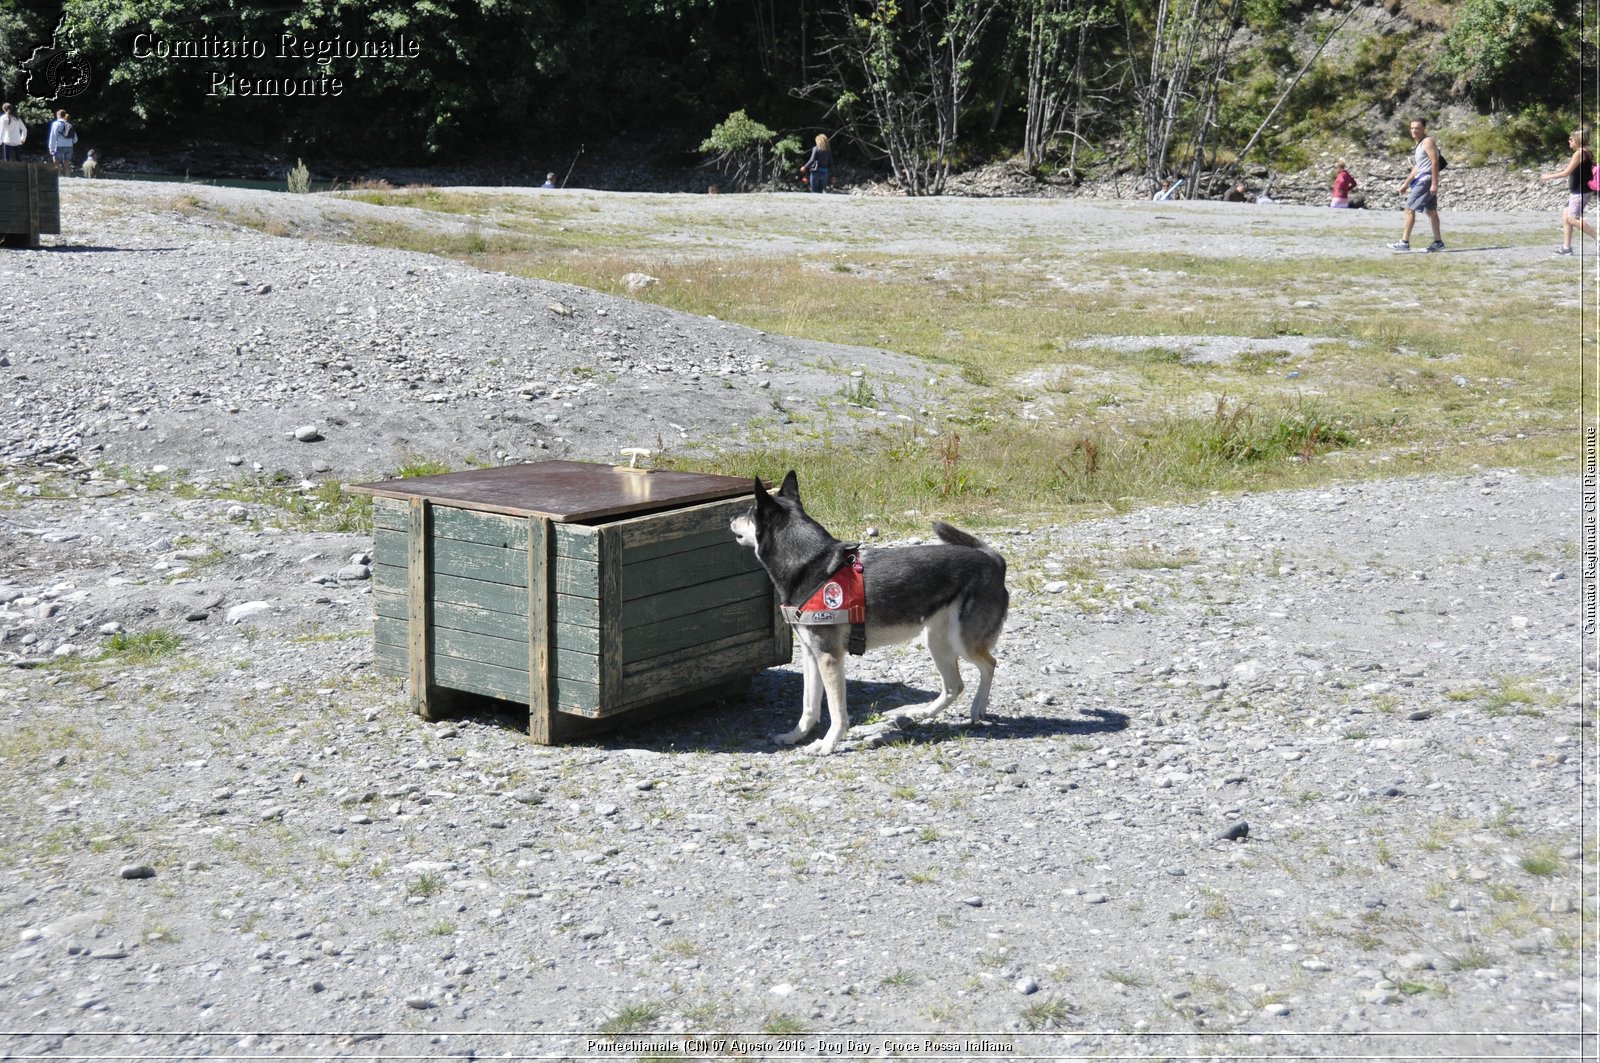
[0,182,1590,1061]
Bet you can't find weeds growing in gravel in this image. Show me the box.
[1519,847,1562,877]
[257,190,1575,529]
[1019,996,1076,1029]
[100,629,184,664]
[598,1002,664,1035]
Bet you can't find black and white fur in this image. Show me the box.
[730,471,1009,755]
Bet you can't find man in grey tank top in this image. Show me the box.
[1391,118,1444,252]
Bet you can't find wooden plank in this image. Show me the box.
[373,529,599,597]
[375,591,771,669]
[375,615,600,684]
[406,497,432,720]
[372,501,597,560]
[37,167,59,234]
[570,633,776,719]
[25,164,39,247]
[617,524,738,565]
[615,569,770,630]
[375,589,599,652]
[598,526,623,708]
[621,595,774,666]
[374,565,601,628]
[622,539,760,600]
[374,637,596,713]
[528,516,554,743]
[347,461,751,522]
[612,496,752,552]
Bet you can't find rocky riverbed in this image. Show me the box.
[0,182,1589,1061]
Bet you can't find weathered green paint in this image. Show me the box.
[374,497,596,560]
[0,164,59,241]
[406,496,432,719]
[374,529,600,597]
[527,516,555,744]
[366,484,790,740]
[373,566,602,627]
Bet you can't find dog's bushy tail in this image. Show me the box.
[932,521,1007,572]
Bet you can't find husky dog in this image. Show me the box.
[730,471,1009,755]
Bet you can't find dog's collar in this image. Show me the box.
[780,551,864,626]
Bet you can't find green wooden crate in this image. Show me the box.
[348,461,791,743]
[0,163,60,247]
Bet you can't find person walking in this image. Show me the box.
[1391,118,1443,251]
[804,133,832,193]
[47,110,77,176]
[0,103,25,162]
[1539,128,1595,256]
[1330,160,1357,207]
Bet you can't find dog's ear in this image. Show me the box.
[753,477,775,512]
[777,470,800,500]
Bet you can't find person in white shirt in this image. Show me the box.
[0,103,26,163]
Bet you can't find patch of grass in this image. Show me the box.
[1019,996,1077,1030]
[220,476,373,533]
[1447,945,1495,971]
[394,457,452,479]
[100,629,185,664]
[255,191,1571,531]
[597,1002,664,1035]
[407,871,444,898]
[1519,847,1562,877]
[762,1013,807,1035]
[1480,676,1553,717]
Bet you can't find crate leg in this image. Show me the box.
[406,497,434,720]
[527,516,555,744]
[597,526,623,710]
[26,166,41,248]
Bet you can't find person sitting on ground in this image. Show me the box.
[81,148,98,179]
[540,172,556,189]
[1221,181,1249,202]
[1152,177,1185,202]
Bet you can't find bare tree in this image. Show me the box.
[1133,0,1233,190]
[1020,0,1119,174]
[805,0,1000,195]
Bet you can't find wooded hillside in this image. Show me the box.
[3,0,1592,190]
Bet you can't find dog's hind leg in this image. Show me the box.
[966,645,998,724]
[774,636,824,746]
[898,609,965,724]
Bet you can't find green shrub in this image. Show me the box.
[698,109,787,189]
[287,159,311,194]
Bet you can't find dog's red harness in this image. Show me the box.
[781,552,865,626]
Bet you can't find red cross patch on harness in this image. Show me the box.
[781,553,865,626]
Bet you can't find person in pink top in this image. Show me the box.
[1539,128,1594,256]
[1330,160,1356,207]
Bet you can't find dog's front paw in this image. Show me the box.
[802,737,840,756]
[772,729,808,747]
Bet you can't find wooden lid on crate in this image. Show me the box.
[346,460,754,522]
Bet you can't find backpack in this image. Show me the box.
[1586,152,1600,192]
[1435,152,1447,172]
